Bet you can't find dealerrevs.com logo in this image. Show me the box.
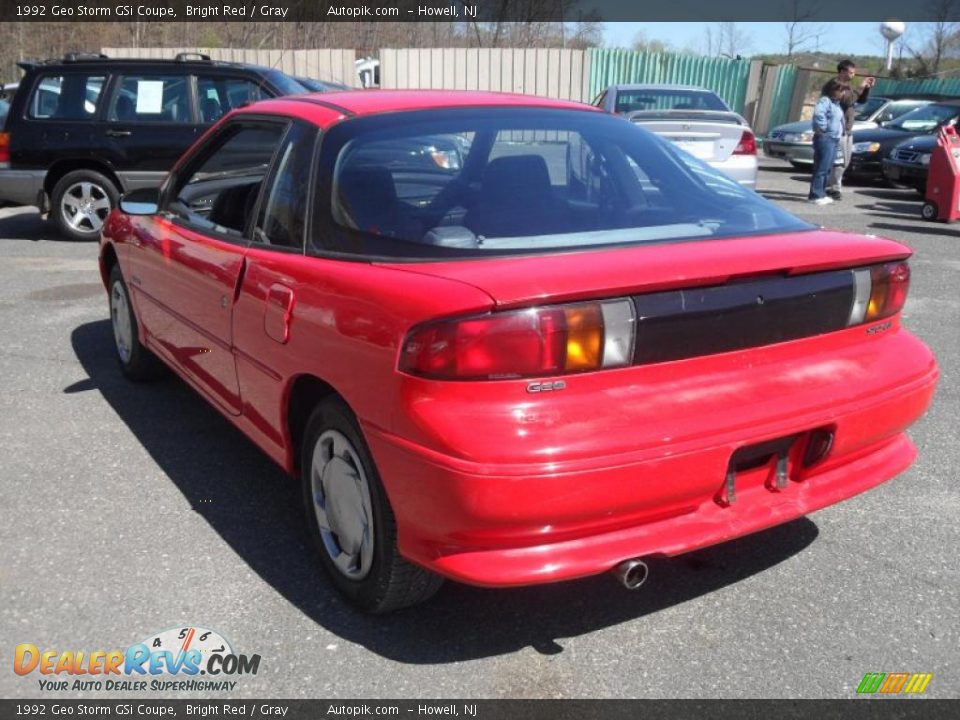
[14,626,261,692]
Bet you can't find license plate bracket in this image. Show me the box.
[719,434,800,506]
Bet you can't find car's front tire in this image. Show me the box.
[108,264,163,381]
[301,398,443,613]
[52,170,119,241]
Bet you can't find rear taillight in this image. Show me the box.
[0,132,9,167]
[847,261,910,326]
[399,299,635,380]
[733,130,757,155]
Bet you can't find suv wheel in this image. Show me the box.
[51,170,119,241]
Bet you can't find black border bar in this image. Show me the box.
[0,0,957,23]
[2,700,959,718]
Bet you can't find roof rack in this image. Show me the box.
[175,52,212,62]
[63,52,109,62]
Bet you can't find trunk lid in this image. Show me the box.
[380,230,910,309]
[628,110,747,163]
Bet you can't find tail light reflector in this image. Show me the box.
[400,299,635,380]
[847,261,910,326]
[0,132,9,166]
[733,130,757,155]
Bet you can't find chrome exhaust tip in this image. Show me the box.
[612,558,649,590]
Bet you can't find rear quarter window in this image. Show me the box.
[27,74,105,120]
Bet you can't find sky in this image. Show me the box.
[603,22,916,58]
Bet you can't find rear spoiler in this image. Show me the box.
[626,109,746,125]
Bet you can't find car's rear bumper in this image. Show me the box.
[366,328,938,587]
[763,141,813,164]
[0,169,45,207]
[709,154,758,187]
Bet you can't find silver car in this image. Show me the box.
[594,84,758,188]
[764,98,932,168]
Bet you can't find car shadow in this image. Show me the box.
[870,221,959,237]
[759,163,802,174]
[70,319,820,663]
[759,190,813,204]
[0,208,65,242]
[856,200,922,216]
[855,188,922,202]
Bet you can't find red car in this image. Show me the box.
[99,91,938,613]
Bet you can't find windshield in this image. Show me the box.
[853,97,887,121]
[890,103,959,132]
[316,107,811,259]
[615,89,728,114]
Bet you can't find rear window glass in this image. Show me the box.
[28,74,105,120]
[317,107,811,259]
[614,89,728,114]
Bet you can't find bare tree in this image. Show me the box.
[717,22,752,59]
[632,30,670,54]
[902,2,959,76]
[783,0,828,60]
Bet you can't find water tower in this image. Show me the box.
[881,21,906,71]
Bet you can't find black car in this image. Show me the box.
[0,53,309,240]
[847,100,960,181]
[882,135,935,194]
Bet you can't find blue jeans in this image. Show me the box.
[810,135,839,199]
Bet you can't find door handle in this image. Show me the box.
[106,129,132,137]
[264,284,296,344]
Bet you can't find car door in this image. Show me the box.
[17,71,107,168]
[127,119,288,415]
[232,121,317,454]
[102,71,204,191]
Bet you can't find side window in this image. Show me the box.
[166,123,286,236]
[196,76,269,124]
[253,123,316,249]
[28,74,105,120]
[109,75,192,123]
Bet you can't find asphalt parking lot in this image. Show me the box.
[1,157,957,699]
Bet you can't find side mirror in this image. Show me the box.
[119,187,159,216]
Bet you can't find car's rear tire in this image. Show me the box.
[921,201,938,221]
[108,264,163,381]
[301,398,443,613]
[52,170,119,241]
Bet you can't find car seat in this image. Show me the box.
[208,182,261,234]
[201,98,222,124]
[337,166,409,236]
[115,95,135,121]
[464,155,570,238]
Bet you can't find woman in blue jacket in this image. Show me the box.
[809,79,845,205]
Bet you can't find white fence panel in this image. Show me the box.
[379,48,591,102]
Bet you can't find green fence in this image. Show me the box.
[587,48,752,113]
[765,65,800,132]
[873,77,960,98]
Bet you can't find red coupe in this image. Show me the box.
[99,91,938,612]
